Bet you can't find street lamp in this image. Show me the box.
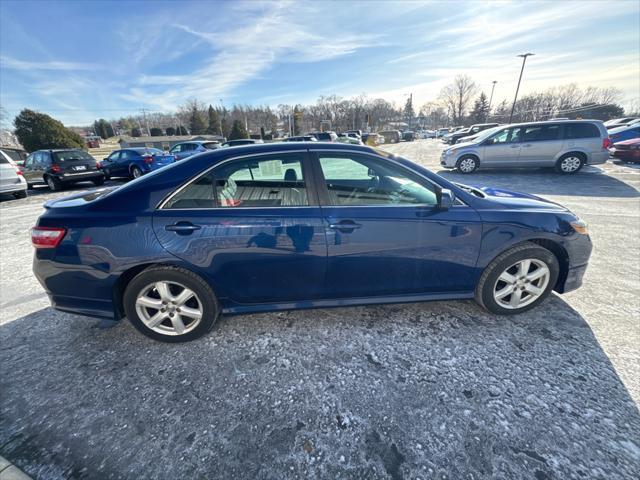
[488,80,497,110]
[509,53,534,123]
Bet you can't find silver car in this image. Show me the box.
[440,120,610,174]
[0,149,27,199]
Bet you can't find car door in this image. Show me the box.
[23,152,40,184]
[481,126,523,167]
[153,151,328,305]
[518,124,562,166]
[312,151,482,299]
[101,151,120,176]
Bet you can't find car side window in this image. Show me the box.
[107,152,120,162]
[183,143,195,151]
[523,125,561,142]
[40,152,51,166]
[318,153,438,207]
[564,123,599,139]
[170,145,181,153]
[25,154,35,167]
[120,151,132,161]
[163,153,309,209]
[489,127,522,144]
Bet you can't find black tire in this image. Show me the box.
[130,166,143,179]
[475,242,559,315]
[555,153,584,174]
[92,176,105,186]
[102,170,111,180]
[123,265,220,343]
[13,190,27,199]
[456,155,479,174]
[26,183,34,190]
[45,175,63,192]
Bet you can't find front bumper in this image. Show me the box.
[440,151,457,168]
[559,263,588,293]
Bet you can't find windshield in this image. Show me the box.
[472,126,503,143]
[53,150,95,162]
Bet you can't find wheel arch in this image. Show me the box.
[556,149,589,163]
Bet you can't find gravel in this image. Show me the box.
[1,140,639,479]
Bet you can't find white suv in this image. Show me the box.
[0,149,27,199]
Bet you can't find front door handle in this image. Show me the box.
[522,143,532,148]
[328,220,362,233]
[165,222,202,235]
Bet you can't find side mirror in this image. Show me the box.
[367,167,376,177]
[439,188,455,210]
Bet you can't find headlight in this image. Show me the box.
[570,219,588,235]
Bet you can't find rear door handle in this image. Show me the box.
[165,222,202,234]
[510,145,520,148]
[522,143,532,148]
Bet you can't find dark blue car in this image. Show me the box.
[31,143,592,342]
[100,148,175,179]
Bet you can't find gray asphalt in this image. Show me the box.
[1,140,639,480]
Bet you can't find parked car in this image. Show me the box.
[170,141,220,160]
[402,131,416,141]
[23,149,104,191]
[0,147,28,167]
[456,126,502,144]
[608,124,640,144]
[282,135,318,142]
[609,138,640,163]
[345,130,362,138]
[378,130,402,143]
[0,149,27,199]
[440,120,610,174]
[310,131,339,142]
[100,148,176,179]
[32,143,592,342]
[337,133,363,145]
[444,128,469,144]
[221,139,263,147]
[361,133,383,146]
[449,123,500,145]
[604,117,639,130]
[436,128,450,138]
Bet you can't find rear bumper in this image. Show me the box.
[58,172,103,183]
[587,151,609,165]
[0,181,27,194]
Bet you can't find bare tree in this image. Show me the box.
[439,75,478,124]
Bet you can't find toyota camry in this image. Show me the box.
[32,143,592,342]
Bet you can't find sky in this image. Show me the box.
[1,0,639,126]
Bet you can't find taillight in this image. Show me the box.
[15,166,23,176]
[31,227,67,248]
[172,155,177,161]
[96,162,102,169]
[50,164,62,173]
[143,155,153,164]
[603,137,612,149]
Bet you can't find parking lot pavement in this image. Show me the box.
[1,141,639,479]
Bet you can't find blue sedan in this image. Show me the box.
[100,148,175,179]
[31,143,592,342]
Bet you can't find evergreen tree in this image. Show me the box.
[228,119,248,140]
[175,125,188,135]
[150,127,163,136]
[189,105,207,135]
[403,96,415,123]
[206,105,221,135]
[131,127,142,137]
[293,105,302,135]
[14,109,84,151]
[470,92,490,123]
[165,127,176,136]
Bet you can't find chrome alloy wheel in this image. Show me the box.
[493,259,550,310]
[459,157,477,173]
[560,156,582,173]
[135,281,203,336]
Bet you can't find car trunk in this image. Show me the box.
[150,152,175,167]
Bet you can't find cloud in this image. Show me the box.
[0,55,96,71]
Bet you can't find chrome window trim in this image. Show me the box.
[157,149,309,210]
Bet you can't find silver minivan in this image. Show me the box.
[440,120,610,174]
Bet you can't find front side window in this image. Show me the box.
[523,124,561,142]
[489,127,522,144]
[170,144,182,153]
[164,153,309,209]
[564,123,599,139]
[318,153,438,206]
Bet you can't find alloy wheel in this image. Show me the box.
[132,168,142,178]
[493,259,550,309]
[459,157,477,173]
[560,156,582,173]
[135,281,203,336]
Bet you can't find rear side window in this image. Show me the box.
[0,155,8,164]
[564,123,600,139]
[163,153,309,209]
[523,124,561,142]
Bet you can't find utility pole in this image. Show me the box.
[140,109,151,136]
[488,81,497,110]
[219,99,224,138]
[509,53,534,124]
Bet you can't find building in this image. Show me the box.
[118,134,224,150]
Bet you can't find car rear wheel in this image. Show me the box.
[456,155,479,173]
[92,177,105,186]
[131,166,143,179]
[45,175,63,191]
[13,190,27,199]
[475,242,559,315]
[123,266,219,342]
[555,153,584,174]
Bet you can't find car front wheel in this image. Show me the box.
[123,266,220,342]
[475,242,559,315]
[456,155,479,173]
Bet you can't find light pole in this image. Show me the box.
[487,80,497,122]
[509,53,534,124]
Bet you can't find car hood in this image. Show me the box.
[444,141,478,152]
[456,183,568,211]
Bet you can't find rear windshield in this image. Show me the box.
[52,150,95,162]
[136,148,163,155]
[315,133,331,140]
[202,142,219,150]
[0,156,8,164]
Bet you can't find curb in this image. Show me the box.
[0,457,32,480]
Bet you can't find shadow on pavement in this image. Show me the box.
[1,298,639,479]
[437,166,640,198]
